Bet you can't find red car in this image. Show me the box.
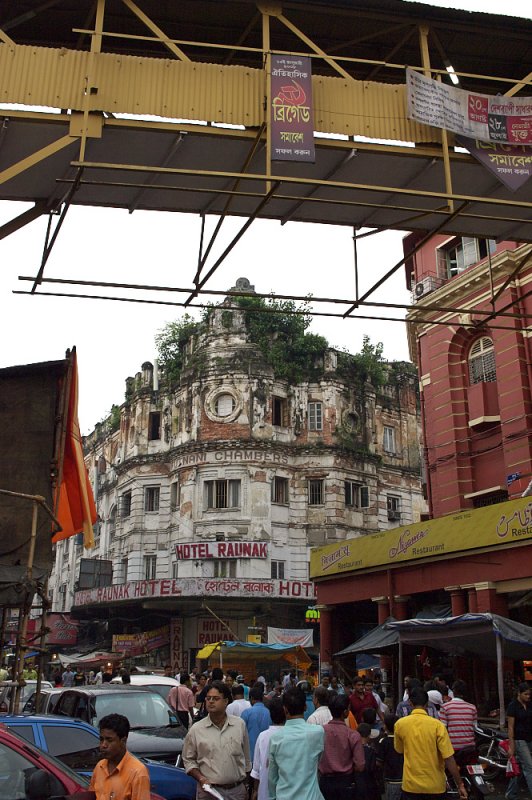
[0,723,164,800]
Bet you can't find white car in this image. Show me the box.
[110,673,178,703]
[0,679,53,713]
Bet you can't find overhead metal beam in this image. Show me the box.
[120,0,191,61]
[343,200,469,317]
[0,135,76,186]
[0,202,48,241]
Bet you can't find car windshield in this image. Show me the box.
[94,692,173,728]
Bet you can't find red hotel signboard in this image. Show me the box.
[271,54,315,162]
[175,541,268,560]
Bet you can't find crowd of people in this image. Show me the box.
[37,662,532,800]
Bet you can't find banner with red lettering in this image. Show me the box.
[176,541,268,560]
[271,54,315,162]
[169,618,183,671]
[267,627,314,647]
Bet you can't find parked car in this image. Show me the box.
[2,714,196,800]
[22,687,64,715]
[0,722,91,799]
[110,673,178,703]
[53,685,187,764]
[0,723,166,800]
[0,680,54,713]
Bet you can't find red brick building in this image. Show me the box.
[311,239,532,695]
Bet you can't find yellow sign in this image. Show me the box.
[247,634,262,644]
[310,496,532,579]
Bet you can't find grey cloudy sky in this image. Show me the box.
[0,0,528,433]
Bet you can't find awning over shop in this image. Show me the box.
[334,617,398,657]
[386,613,532,662]
[55,650,122,667]
[196,640,312,670]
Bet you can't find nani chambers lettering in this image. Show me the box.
[271,54,315,162]
[176,542,268,560]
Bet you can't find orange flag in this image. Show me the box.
[53,349,97,548]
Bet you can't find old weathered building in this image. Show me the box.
[50,281,424,670]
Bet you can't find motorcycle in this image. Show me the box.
[447,745,494,798]
[475,723,508,781]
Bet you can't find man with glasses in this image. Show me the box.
[182,680,251,799]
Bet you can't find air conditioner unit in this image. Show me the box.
[388,510,401,521]
[414,276,439,300]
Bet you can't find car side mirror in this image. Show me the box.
[168,711,179,726]
[26,768,65,800]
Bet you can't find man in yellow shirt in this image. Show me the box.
[89,713,150,800]
[394,688,467,800]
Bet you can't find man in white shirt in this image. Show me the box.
[227,684,251,717]
[250,698,285,800]
[306,686,332,727]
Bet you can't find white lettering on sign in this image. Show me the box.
[74,578,316,607]
[175,542,268,560]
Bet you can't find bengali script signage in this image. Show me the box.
[310,496,532,579]
[75,578,316,607]
[271,54,315,162]
[267,627,314,647]
[112,625,169,656]
[407,68,532,145]
[176,542,268,560]
[456,135,531,191]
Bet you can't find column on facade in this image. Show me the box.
[445,586,467,616]
[464,585,478,613]
[318,606,333,676]
[373,596,393,679]
[393,595,411,620]
[474,582,508,615]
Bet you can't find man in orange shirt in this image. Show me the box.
[89,713,150,800]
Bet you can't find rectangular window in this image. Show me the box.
[121,557,128,584]
[121,491,132,518]
[387,495,401,521]
[172,561,178,579]
[308,479,324,506]
[438,237,497,280]
[144,555,157,580]
[345,481,370,508]
[383,426,396,453]
[145,486,160,512]
[170,481,180,511]
[205,479,241,509]
[308,402,323,431]
[148,411,161,441]
[271,476,289,504]
[271,560,285,579]
[272,396,288,427]
[214,560,237,578]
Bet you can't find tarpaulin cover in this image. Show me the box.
[196,640,311,668]
[386,613,532,661]
[334,617,398,657]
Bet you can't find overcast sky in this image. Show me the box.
[0,0,529,433]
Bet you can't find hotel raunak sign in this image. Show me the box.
[74,577,316,607]
[175,542,268,560]
[406,68,532,145]
[271,54,315,162]
[310,496,532,580]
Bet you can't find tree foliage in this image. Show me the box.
[155,314,199,386]
[337,334,385,387]
[233,295,328,383]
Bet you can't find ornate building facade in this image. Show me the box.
[50,281,424,670]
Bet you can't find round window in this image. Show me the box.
[216,393,235,417]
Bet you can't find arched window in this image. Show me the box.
[468,336,496,384]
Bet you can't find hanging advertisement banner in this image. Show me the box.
[406,68,532,145]
[267,627,314,647]
[456,135,532,191]
[271,54,315,162]
[112,625,169,656]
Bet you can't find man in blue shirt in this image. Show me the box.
[241,685,271,756]
[268,686,325,800]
